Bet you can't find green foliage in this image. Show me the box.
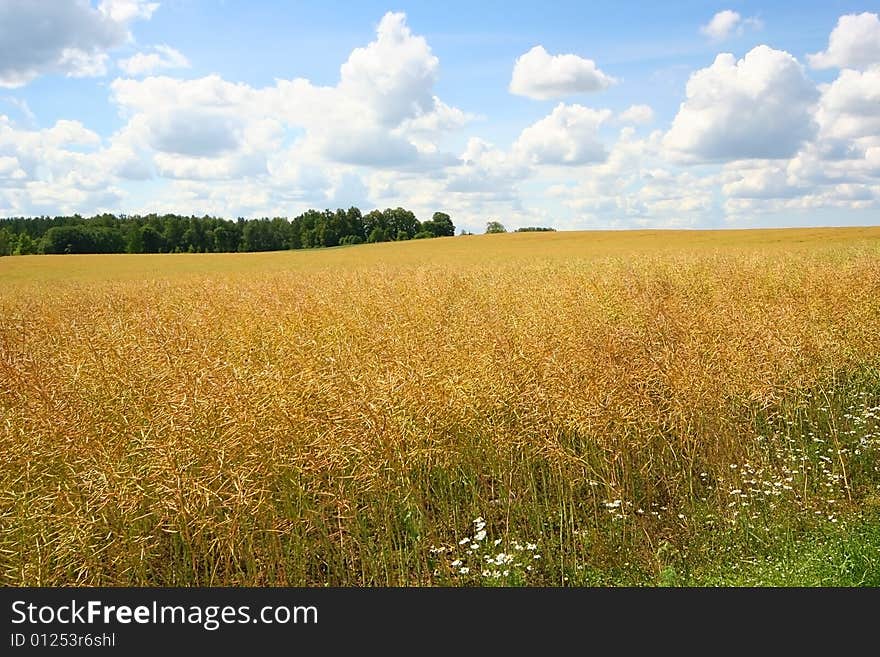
[430,212,455,236]
[367,227,388,243]
[386,207,419,239]
[242,219,282,252]
[0,207,455,255]
[41,225,125,254]
[13,233,37,255]
[486,221,507,234]
[515,226,556,232]
[139,226,165,253]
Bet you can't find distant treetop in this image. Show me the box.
[0,207,456,256]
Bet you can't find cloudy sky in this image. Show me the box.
[1,1,878,232]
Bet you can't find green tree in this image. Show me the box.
[384,207,418,239]
[363,209,387,239]
[212,225,236,252]
[140,225,165,253]
[367,226,388,243]
[162,215,186,251]
[486,221,507,234]
[14,233,37,255]
[0,228,13,256]
[346,206,365,241]
[430,211,455,236]
[125,221,144,253]
[42,226,90,254]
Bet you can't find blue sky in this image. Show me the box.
[0,1,878,231]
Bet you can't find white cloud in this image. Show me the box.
[513,103,611,165]
[118,45,189,76]
[700,10,741,41]
[0,114,134,215]
[108,74,263,178]
[6,9,875,228]
[0,10,468,215]
[724,184,880,219]
[509,46,616,100]
[618,104,654,124]
[57,48,110,79]
[0,0,157,88]
[445,137,529,194]
[722,161,806,199]
[397,98,473,136]
[320,128,421,167]
[808,13,880,71]
[664,46,818,161]
[147,109,242,157]
[699,10,762,42]
[0,155,26,180]
[338,12,439,126]
[109,12,468,177]
[98,0,158,23]
[816,66,880,142]
[548,129,718,228]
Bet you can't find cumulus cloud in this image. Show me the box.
[0,114,132,215]
[98,0,158,23]
[700,10,740,41]
[6,8,877,228]
[699,10,762,42]
[664,45,818,161]
[321,128,421,167]
[338,12,439,126]
[6,9,469,216]
[108,12,468,178]
[397,98,474,137]
[147,110,242,157]
[513,103,611,165]
[722,161,806,199]
[0,0,157,87]
[118,45,189,76]
[509,46,616,100]
[808,12,880,70]
[618,104,654,125]
[547,129,718,228]
[445,137,529,194]
[816,66,880,142]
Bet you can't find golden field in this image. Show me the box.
[2,227,880,585]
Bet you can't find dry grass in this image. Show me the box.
[2,227,880,585]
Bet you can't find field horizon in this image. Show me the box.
[2,226,880,586]
[4,225,880,282]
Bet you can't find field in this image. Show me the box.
[2,227,880,586]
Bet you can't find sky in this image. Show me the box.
[0,1,878,232]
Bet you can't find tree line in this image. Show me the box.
[0,207,455,256]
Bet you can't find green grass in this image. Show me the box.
[684,516,880,586]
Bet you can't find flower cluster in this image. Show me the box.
[430,516,540,584]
